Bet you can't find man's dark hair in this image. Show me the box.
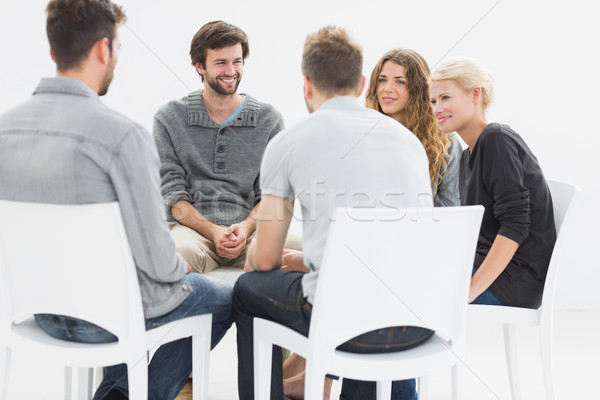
[46,0,127,71]
[189,20,249,70]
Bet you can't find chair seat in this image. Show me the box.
[256,317,459,381]
[326,335,459,382]
[9,318,125,367]
[468,304,541,326]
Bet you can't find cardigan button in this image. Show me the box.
[217,146,225,153]
[217,162,225,169]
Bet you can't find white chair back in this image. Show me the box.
[0,201,143,342]
[541,180,581,310]
[308,206,484,357]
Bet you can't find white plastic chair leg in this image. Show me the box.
[376,380,392,400]
[450,364,463,400]
[540,320,556,400]
[76,367,94,399]
[192,332,210,400]
[93,367,103,393]
[127,361,148,400]
[503,324,521,400]
[0,347,12,400]
[64,367,72,400]
[417,375,430,400]
[253,338,273,400]
[65,366,94,400]
[304,365,325,400]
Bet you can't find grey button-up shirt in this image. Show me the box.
[0,77,189,318]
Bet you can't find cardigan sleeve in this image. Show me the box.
[480,130,531,244]
[152,113,191,216]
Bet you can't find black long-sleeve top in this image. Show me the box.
[459,123,556,308]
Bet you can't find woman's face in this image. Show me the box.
[376,61,410,124]
[430,79,476,134]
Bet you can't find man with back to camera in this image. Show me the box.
[0,1,233,399]
[233,26,435,400]
[153,20,300,276]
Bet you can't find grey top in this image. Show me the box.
[433,133,462,207]
[0,77,189,318]
[260,96,433,303]
[153,91,284,226]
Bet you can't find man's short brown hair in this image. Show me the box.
[189,21,249,69]
[301,26,363,95]
[46,0,127,71]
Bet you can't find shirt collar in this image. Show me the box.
[33,77,100,100]
[318,96,361,111]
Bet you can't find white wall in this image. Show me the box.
[1,0,598,309]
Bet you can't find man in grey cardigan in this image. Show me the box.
[154,21,299,274]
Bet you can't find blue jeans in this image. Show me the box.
[232,269,432,400]
[35,273,233,400]
[470,267,503,306]
[471,289,503,305]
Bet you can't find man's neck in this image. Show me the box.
[312,91,355,112]
[202,89,244,125]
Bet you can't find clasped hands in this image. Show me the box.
[213,222,250,260]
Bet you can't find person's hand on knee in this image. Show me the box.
[281,249,309,273]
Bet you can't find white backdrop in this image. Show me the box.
[1,0,598,309]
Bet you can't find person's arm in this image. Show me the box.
[469,234,519,302]
[110,126,186,283]
[246,195,294,271]
[469,129,531,301]
[152,114,192,218]
[171,199,241,257]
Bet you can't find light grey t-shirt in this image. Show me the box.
[260,96,433,303]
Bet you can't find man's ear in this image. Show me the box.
[194,62,205,75]
[50,49,56,64]
[303,76,312,99]
[93,37,111,65]
[357,76,366,97]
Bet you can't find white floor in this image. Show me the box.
[3,308,599,399]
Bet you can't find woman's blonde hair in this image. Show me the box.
[430,57,495,112]
[365,48,450,193]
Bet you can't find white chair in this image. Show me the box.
[0,201,212,400]
[468,179,580,400]
[254,206,484,400]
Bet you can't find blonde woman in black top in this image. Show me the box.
[430,58,555,308]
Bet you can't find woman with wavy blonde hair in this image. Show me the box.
[365,48,460,206]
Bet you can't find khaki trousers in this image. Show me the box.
[169,222,302,274]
